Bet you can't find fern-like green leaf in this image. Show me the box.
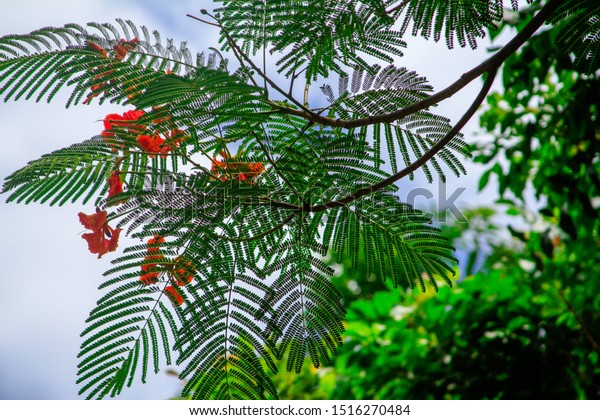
[176,244,278,400]
[321,190,457,291]
[77,272,182,399]
[216,0,405,80]
[263,217,345,374]
[396,0,535,49]
[2,138,116,206]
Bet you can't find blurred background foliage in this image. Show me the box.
[269,9,600,400]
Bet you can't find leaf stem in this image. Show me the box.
[556,287,600,354]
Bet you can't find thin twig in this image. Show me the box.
[186,13,220,27]
[303,82,310,107]
[386,1,410,15]
[206,11,315,115]
[557,287,600,354]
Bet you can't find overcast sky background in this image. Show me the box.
[0,1,507,400]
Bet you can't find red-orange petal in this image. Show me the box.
[140,261,159,285]
[78,210,107,233]
[164,286,184,306]
[107,171,124,199]
[81,226,121,259]
[106,226,122,253]
[137,134,164,157]
[147,235,165,254]
[89,42,107,57]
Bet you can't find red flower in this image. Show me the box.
[103,113,124,132]
[140,263,160,285]
[88,42,107,58]
[113,38,139,60]
[107,171,124,203]
[79,210,107,232]
[140,236,165,285]
[211,150,265,183]
[211,158,226,172]
[172,257,195,286]
[165,129,186,149]
[103,110,145,132]
[78,210,122,259]
[101,110,146,150]
[137,134,165,157]
[250,162,265,174]
[122,109,145,121]
[164,285,184,306]
[147,235,165,253]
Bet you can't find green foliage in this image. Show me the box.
[551,0,600,74]
[271,208,600,399]
[78,280,181,399]
[1,0,599,400]
[397,0,535,49]
[2,139,116,206]
[216,0,406,81]
[177,266,279,400]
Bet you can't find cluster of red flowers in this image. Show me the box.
[101,109,145,151]
[100,108,186,158]
[137,129,185,158]
[211,150,265,182]
[138,236,195,306]
[78,171,125,258]
[78,38,199,305]
[78,210,122,259]
[140,235,165,285]
[79,109,186,259]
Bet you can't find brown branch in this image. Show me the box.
[386,1,410,15]
[557,287,600,354]
[186,13,220,27]
[307,67,497,213]
[280,0,561,129]
[261,67,496,213]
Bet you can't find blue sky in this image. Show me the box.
[0,0,502,400]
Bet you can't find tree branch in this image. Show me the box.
[280,0,561,129]
[307,67,498,213]
[386,1,410,15]
[198,0,560,214]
